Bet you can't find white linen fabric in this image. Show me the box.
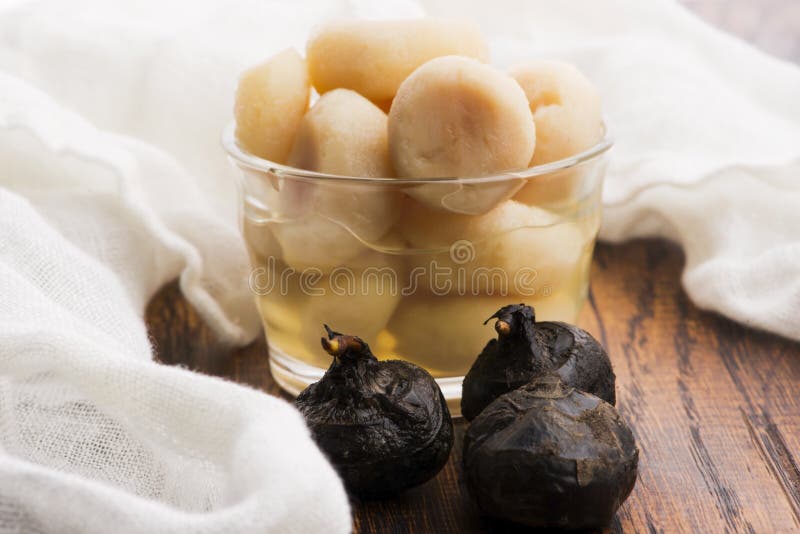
[0,0,797,532]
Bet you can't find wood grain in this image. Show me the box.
[146,240,800,533]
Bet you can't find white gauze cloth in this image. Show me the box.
[0,0,798,532]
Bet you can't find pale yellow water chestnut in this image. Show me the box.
[272,89,401,272]
[389,56,536,214]
[307,18,489,103]
[234,48,310,163]
[510,60,603,205]
[399,198,586,298]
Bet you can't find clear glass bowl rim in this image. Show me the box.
[222,121,613,185]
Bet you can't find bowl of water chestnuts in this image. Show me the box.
[225,17,612,404]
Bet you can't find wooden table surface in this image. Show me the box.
[145,4,800,533]
[147,240,800,533]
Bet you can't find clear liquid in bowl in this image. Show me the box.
[243,185,600,414]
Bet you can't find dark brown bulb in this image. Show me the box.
[463,375,638,529]
[461,303,616,421]
[295,325,454,499]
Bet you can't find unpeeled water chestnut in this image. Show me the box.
[295,326,453,499]
[461,303,615,421]
[463,375,638,529]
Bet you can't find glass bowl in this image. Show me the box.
[223,122,611,414]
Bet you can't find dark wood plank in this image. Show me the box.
[583,241,800,533]
[145,239,800,533]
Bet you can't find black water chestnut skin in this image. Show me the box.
[461,303,616,421]
[295,326,454,499]
[463,375,638,529]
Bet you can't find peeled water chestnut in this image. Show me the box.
[461,303,616,421]
[463,375,639,529]
[295,326,454,499]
